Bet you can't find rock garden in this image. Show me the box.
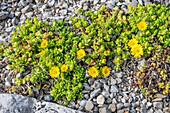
[0,0,169,113]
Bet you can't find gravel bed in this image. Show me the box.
[0,0,170,113]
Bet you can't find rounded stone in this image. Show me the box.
[85,101,94,111]
[97,95,105,105]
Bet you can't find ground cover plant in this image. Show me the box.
[0,4,169,105]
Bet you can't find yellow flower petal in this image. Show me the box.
[88,67,99,78]
[131,44,144,58]
[128,39,138,48]
[50,66,60,78]
[77,49,86,59]
[104,51,110,56]
[137,21,147,31]
[61,64,68,72]
[102,66,110,77]
[41,40,48,48]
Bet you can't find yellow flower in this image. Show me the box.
[61,73,64,79]
[131,44,144,58]
[128,5,132,9]
[41,40,48,48]
[40,50,45,55]
[104,51,110,56]
[49,66,60,78]
[137,21,147,31]
[128,39,138,48]
[88,67,99,78]
[61,64,68,72]
[77,49,86,59]
[102,66,110,77]
[102,59,106,63]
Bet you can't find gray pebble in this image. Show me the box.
[80,100,87,107]
[93,0,99,5]
[25,12,33,18]
[110,86,119,93]
[20,0,27,6]
[90,88,101,98]
[0,12,9,21]
[117,103,124,110]
[153,102,163,109]
[108,104,116,112]
[21,5,32,14]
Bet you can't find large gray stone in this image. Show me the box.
[0,93,83,113]
[0,93,36,113]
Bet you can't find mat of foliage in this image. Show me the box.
[0,4,169,105]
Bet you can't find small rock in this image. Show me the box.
[128,2,138,7]
[163,107,170,113]
[116,78,122,84]
[101,0,106,3]
[155,109,163,113]
[59,9,67,16]
[106,98,112,104]
[101,107,111,113]
[43,95,53,101]
[25,12,33,18]
[140,105,147,113]
[111,77,116,85]
[8,11,14,19]
[117,109,125,113]
[152,98,162,102]
[145,2,152,6]
[21,5,32,14]
[142,99,147,105]
[147,102,152,107]
[117,103,124,110]
[106,4,114,9]
[6,27,13,33]
[15,11,21,17]
[155,94,167,99]
[90,88,101,98]
[110,86,119,93]
[85,101,94,111]
[97,95,105,105]
[147,108,154,113]
[104,84,109,92]
[83,83,90,90]
[138,0,143,5]
[20,0,27,6]
[102,90,110,97]
[16,73,22,78]
[48,0,55,7]
[35,0,41,4]
[92,80,102,89]
[124,103,130,107]
[5,81,11,87]
[93,0,99,5]
[83,5,89,11]
[88,78,95,85]
[153,102,163,109]
[12,17,18,25]
[0,12,9,20]
[114,72,122,78]
[108,104,116,112]
[80,100,87,107]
